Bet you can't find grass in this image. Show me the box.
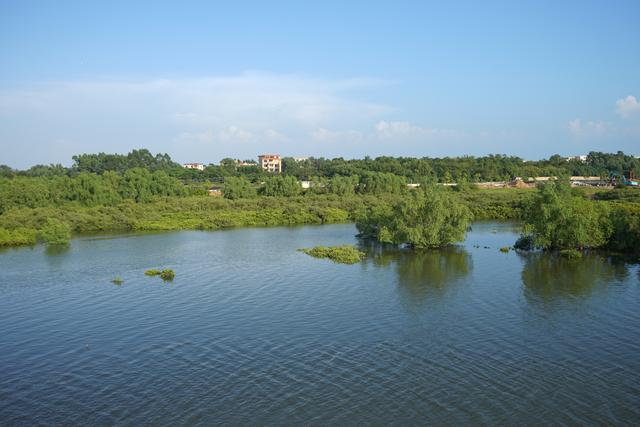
[298,245,366,265]
[144,269,161,276]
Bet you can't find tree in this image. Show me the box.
[262,175,301,197]
[223,177,256,199]
[520,181,611,250]
[356,186,471,248]
[328,175,359,196]
[39,218,71,245]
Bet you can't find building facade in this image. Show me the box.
[183,162,204,171]
[258,154,282,173]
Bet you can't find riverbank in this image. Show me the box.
[0,189,535,247]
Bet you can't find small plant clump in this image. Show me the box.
[298,245,365,265]
[499,246,510,253]
[159,269,175,281]
[111,277,124,285]
[559,249,582,260]
[145,268,175,281]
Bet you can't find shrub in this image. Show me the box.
[514,234,535,250]
[356,185,471,248]
[0,227,37,246]
[223,177,256,200]
[39,218,71,245]
[521,181,611,250]
[144,269,161,276]
[499,247,510,253]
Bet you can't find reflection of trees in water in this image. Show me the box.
[360,240,472,303]
[520,252,628,302]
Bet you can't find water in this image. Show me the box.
[0,222,639,426]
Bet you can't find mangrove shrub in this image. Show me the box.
[39,218,71,245]
[520,182,611,250]
[356,186,471,248]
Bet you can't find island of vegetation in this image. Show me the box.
[0,149,638,255]
[298,245,366,264]
[145,269,176,281]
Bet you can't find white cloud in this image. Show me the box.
[616,95,640,118]
[374,120,466,140]
[567,119,610,137]
[0,72,393,166]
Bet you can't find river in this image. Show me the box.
[0,222,639,425]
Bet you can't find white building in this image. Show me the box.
[183,162,204,171]
[565,155,587,162]
[258,154,282,173]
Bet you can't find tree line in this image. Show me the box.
[2,149,639,183]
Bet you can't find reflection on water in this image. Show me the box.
[361,240,472,303]
[520,252,629,302]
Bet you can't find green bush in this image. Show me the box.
[144,269,161,276]
[223,177,256,200]
[0,227,37,246]
[521,181,611,250]
[39,218,71,245]
[356,185,471,248]
[499,246,510,253]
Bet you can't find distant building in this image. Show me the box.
[183,162,204,171]
[208,185,223,196]
[258,154,282,173]
[565,155,587,162]
[293,157,309,162]
[221,159,256,167]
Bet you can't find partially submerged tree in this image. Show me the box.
[518,181,611,250]
[356,185,471,248]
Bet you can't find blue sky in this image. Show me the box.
[1,0,639,168]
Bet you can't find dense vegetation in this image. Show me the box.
[0,149,638,253]
[355,186,472,248]
[517,182,639,253]
[298,245,365,264]
[2,149,639,183]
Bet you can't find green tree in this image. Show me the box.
[39,218,71,245]
[223,177,256,199]
[356,186,471,248]
[262,175,301,197]
[520,181,611,250]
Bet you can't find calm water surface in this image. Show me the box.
[0,222,639,426]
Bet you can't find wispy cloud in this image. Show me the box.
[567,119,610,137]
[616,95,640,118]
[0,72,394,165]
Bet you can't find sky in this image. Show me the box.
[1,0,639,168]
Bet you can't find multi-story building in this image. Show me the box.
[258,154,282,173]
[183,162,204,171]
